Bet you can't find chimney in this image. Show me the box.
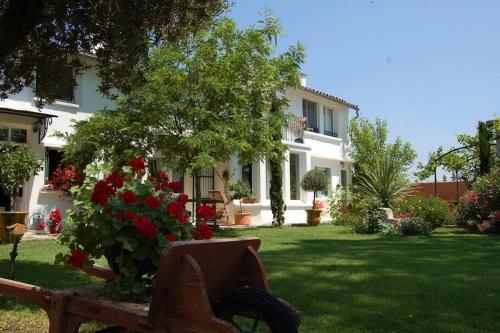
[300,73,307,87]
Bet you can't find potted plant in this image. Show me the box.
[228,181,253,225]
[300,169,330,226]
[241,195,257,204]
[56,157,214,300]
[0,142,43,243]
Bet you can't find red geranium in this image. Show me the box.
[38,221,46,229]
[167,202,184,217]
[177,193,189,206]
[115,211,126,220]
[132,215,158,240]
[106,172,125,189]
[67,249,88,268]
[121,190,138,204]
[196,204,214,221]
[91,181,115,206]
[177,213,189,224]
[127,211,137,220]
[159,172,169,183]
[165,233,177,242]
[194,223,213,240]
[49,209,62,223]
[128,157,147,174]
[143,195,161,209]
[168,182,182,191]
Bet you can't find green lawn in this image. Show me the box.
[1,225,500,332]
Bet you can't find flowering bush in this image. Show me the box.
[456,167,500,233]
[48,164,84,196]
[399,216,432,236]
[395,195,452,230]
[56,158,213,300]
[37,209,63,234]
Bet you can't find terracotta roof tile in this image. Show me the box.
[299,86,359,111]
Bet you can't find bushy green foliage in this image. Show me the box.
[456,167,500,233]
[301,169,330,208]
[399,217,432,236]
[0,142,43,210]
[395,195,452,229]
[228,181,252,213]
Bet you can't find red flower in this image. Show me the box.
[143,195,161,209]
[159,172,169,183]
[106,172,124,189]
[132,215,158,240]
[168,182,182,191]
[466,192,478,203]
[127,211,137,220]
[495,211,500,220]
[121,190,137,204]
[67,249,88,269]
[177,193,189,206]
[165,233,177,242]
[196,205,214,221]
[38,221,46,229]
[194,223,213,240]
[167,202,184,217]
[115,211,126,220]
[177,213,189,224]
[128,157,147,174]
[91,181,115,206]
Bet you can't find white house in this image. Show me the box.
[0,65,358,226]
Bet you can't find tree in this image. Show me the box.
[415,119,499,184]
[0,142,43,211]
[0,0,228,105]
[300,169,330,209]
[269,98,287,226]
[61,15,305,213]
[348,117,416,177]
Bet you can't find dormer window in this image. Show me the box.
[36,65,75,102]
[302,99,318,132]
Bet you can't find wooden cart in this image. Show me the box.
[0,237,300,333]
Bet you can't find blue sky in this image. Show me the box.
[227,0,500,179]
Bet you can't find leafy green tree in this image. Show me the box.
[0,142,43,211]
[349,117,416,176]
[0,0,228,105]
[300,169,330,209]
[61,15,305,212]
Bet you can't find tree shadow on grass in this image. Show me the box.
[257,234,500,333]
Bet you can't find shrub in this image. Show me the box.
[301,169,330,209]
[331,191,384,234]
[395,195,452,229]
[399,217,432,236]
[456,167,500,233]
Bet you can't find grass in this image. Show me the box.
[2,225,500,332]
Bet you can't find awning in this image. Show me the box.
[0,107,58,143]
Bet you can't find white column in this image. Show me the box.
[301,151,312,204]
[283,150,291,202]
[257,159,267,202]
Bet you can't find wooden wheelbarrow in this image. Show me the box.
[0,237,300,333]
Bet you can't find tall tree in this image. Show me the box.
[0,0,228,105]
[62,15,305,214]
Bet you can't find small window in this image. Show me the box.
[10,128,27,143]
[315,167,331,196]
[290,153,300,200]
[45,148,64,184]
[323,108,337,137]
[241,164,253,194]
[148,159,159,176]
[36,65,75,102]
[0,127,8,141]
[341,170,347,188]
[302,99,318,132]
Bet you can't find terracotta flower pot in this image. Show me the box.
[0,212,28,244]
[234,213,252,225]
[241,197,257,204]
[305,209,322,226]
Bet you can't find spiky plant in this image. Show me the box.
[355,154,413,207]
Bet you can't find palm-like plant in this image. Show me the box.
[355,154,413,207]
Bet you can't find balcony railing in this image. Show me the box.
[282,121,305,144]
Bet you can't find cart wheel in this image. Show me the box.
[213,286,298,333]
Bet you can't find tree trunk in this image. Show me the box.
[312,191,316,210]
[270,157,284,226]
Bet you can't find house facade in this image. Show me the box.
[1,66,358,226]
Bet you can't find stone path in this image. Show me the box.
[22,230,59,241]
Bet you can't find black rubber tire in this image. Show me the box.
[213,286,298,333]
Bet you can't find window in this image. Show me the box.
[45,148,64,184]
[315,167,331,196]
[341,170,347,188]
[0,127,28,143]
[241,164,252,194]
[322,108,336,137]
[289,153,300,200]
[148,159,159,176]
[302,99,318,132]
[36,65,75,102]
